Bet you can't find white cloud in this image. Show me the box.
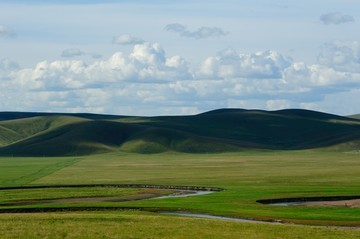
[130,43,165,65]
[1,42,360,115]
[320,12,355,25]
[113,34,144,45]
[8,42,192,93]
[11,60,86,90]
[165,23,227,39]
[197,48,292,79]
[282,62,354,87]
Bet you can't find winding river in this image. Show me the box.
[0,184,273,224]
[257,195,360,207]
[0,184,359,227]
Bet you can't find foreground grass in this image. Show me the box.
[1,150,360,238]
[0,211,359,239]
[27,150,360,225]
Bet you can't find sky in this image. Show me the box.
[0,0,359,116]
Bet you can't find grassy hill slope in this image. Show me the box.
[0,109,359,156]
[0,116,88,146]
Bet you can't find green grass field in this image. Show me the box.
[1,150,360,238]
[0,156,82,185]
[1,109,360,238]
[1,211,360,239]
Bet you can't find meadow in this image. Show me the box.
[1,150,360,238]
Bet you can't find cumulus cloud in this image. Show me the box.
[197,48,292,79]
[113,34,144,45]
[2,42,360,115]
[0,25,15,38]
[165,23,227,39]
[282,62,359,89]
[320,12,355,25]
[9,42,192,93]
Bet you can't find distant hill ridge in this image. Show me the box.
[0,108,359,156]
[0,112,123,121]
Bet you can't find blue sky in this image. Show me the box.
[0,0,359,115]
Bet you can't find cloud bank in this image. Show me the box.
[165,23,227,39]
[1,41,360,115]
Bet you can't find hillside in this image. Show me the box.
[0,109,359,156]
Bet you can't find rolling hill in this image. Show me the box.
[0,109,359,156]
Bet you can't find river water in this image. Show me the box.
[161,212,282,224]
[154,190,282,224]
[153,190,215,199]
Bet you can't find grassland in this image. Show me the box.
[0,109,360,238]
[1,211,360,239]
[27,151,360,225]
[0,150,360,238]
[0,156,82,185]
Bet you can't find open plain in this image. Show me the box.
[0,109,360,238]
[1,151,360,238]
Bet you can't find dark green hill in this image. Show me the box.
[0,109,359,156]
[0,120,139,156]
